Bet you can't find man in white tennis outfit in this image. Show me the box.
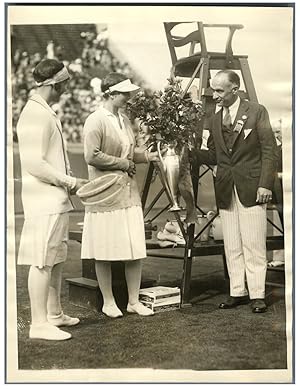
[17,59,88,340]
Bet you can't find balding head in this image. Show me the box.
[214,70,240,89]
[210,70,240,107]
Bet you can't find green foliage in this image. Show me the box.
[127,78,205,151]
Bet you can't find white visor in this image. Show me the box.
[108,79,140,93]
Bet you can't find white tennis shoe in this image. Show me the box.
[47,311,80,327]
[157,231,185,244]
[127,302,154,316]
[29,323,72,341]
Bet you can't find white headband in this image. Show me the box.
[35,66,70,87]
[108,79,140,93]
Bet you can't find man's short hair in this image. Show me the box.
[216,70,241,88]
[33,59,64,83]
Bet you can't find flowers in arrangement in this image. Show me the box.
[127,78,204,224]
[127,78,205,152]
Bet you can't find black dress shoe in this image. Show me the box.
[219,296,249,309]
[251,299,267,313]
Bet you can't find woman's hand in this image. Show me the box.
[71,178,89,195]
[127,160,136,177]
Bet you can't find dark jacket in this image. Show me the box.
[196,99,277,209]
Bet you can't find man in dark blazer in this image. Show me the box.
[195,70,277,313]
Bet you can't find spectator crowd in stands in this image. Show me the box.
[11,27,146,143]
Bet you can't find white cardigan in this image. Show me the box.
[17,94,76,217]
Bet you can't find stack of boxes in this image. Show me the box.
[139,286,181,314]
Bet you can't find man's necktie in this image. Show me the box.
[223,106,232,129]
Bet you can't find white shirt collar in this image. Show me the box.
[100,106,115,117]
[215,96,241,122]
[100,107,125,129]
[29,93,58,116]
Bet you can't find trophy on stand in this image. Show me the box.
[126,77,204,224]
[157,140,181,212]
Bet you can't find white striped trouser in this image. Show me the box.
[219,187,267,299]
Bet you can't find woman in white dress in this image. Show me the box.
[81,72,159,318]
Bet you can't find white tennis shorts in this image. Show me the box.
[18,213,69,268]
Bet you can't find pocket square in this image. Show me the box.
[244,129,252,139]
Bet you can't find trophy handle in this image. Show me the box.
[157,140,166,170]
[156,140,172,199]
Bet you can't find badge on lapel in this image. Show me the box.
[233,115,248,135]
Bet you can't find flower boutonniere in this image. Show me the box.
[233,115,248,134]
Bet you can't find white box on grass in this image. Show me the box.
[139,286,181,313]
[139,286,180,303]
[140,297,180,313]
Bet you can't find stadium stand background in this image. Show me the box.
[11,23,146,144]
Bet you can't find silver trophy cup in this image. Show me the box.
[157,141,181,211]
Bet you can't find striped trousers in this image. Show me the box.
[219,188,267,299]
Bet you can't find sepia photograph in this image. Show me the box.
[5,2,294,383]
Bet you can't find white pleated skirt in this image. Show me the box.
[18,213,69,268]
[81,206,146,261]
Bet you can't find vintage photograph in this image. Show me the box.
[6,3,294,383]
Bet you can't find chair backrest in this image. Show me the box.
[164,22,244,65]
[164,22,205,65]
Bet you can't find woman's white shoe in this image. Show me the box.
[47,312,80,327]
[102,304,123,318]
[127,302,154,316]
[29,323,72,341]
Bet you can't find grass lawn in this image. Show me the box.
[13,212,287,374]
